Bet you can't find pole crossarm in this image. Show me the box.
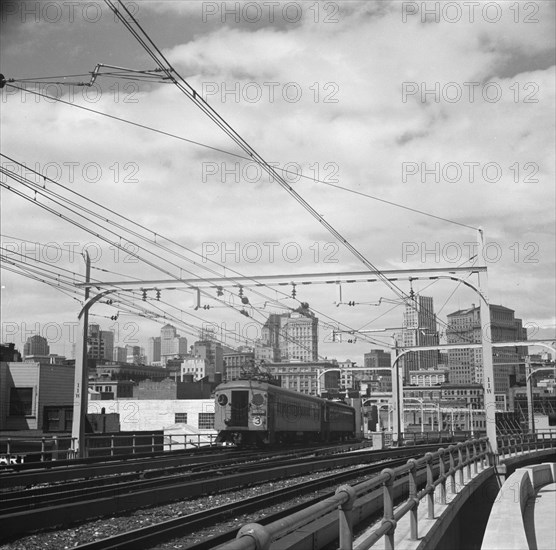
[395,340,555,356]
[74,266,487,290]
[78,289,121,319]
[526,364,556,381]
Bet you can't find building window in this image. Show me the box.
[198,412,215,430]
[65,409,73,431]
[9,387,34,416]
[45,408,60,431]
[175,412,188,423]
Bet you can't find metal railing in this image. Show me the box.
[224,433,556,550]
[396,430,473,446]
[498,431,556,458]
[223,438,493,550]
[0,434,75,462]
[0,432,218,463]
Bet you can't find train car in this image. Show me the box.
[214,379,356,445]
[324,399,356,441]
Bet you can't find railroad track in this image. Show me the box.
[0,443,381,515]
[0,444,441,542]
[0,441,363,490]
[71,455,416,550]
[0,447,255,490]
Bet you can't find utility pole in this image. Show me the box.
[391,338,404,444]
[525,356,534,434]
[525,359,556,435]
[71,252,90,458]
[477,229,498,454]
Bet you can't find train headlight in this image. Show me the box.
[217,394,228,406]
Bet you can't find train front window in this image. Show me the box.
[231,390,249,426]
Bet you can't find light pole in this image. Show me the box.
[404,397,425,433]
[468,404,474,437]
[71,253,90,458]
[525,356,556,435]
[71,257,121,458]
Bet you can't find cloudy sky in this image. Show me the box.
[1,0,555,362]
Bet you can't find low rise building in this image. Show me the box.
[0,361,74,431]
[88,374,134,400]
[87,399,216,432]
[181,356,208,381]
[409,368,449,386]
[264,360,340,395]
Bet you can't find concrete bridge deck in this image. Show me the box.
[526,481,556,550]
[482,463,556,550]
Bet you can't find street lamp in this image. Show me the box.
[404,397,425,433]
[525,356,556,435]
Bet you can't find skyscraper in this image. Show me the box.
[401,295,439,379]
[86,324,115,362]
[160,324,187,365]
[147,336,161,364]
[23,335,49,358]
[446,304,528,394]
[283,313,319,362]
[193,338,223,381]
[101,330,114,361]
[261,308,319,363]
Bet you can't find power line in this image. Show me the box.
[105,0,411,306]
[1,158,390,349]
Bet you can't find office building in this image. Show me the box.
[23,334,49,358]
[446,304,528,394]
[401,295,439,379]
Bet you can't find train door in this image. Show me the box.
[322,402,330,442]
[267,393,275,444]
[231,391,249,426]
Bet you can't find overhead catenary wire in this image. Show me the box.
[103,0,484,339]
[1,157,392,349]
[0,249,258,349]
[3,6,482,358]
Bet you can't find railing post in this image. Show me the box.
[336,484,357,550]
[486,438,496,467]
[52,436,59,461]
[132,433,136,454]
[6,438,11,456]
[110,434,115,457]
[425,453,435,519]
[465,442,471,481]
[151,434,155,453]
[472,441,478,475]
[438,448,447,504]
[448,445,456,494]
[381,468,397,550]
[457,444,464,487]
[41,437,46,462]
[407,459,419,539]
[236,523,271,550]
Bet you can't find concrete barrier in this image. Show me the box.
[481,463,555,550]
